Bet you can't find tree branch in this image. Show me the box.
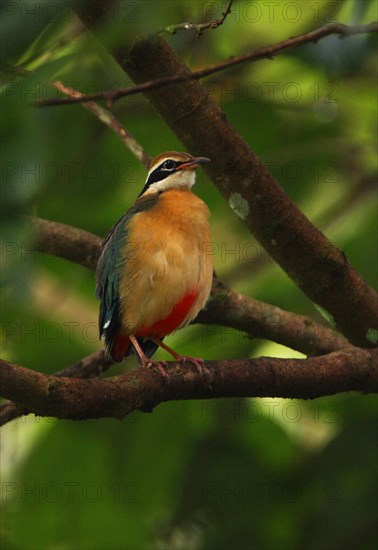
[30,217,100,270]
[36,22,378,107]
[1,348,377,421]
[196,277,349,356]
[53,81,151,167]
[0,349,113,425]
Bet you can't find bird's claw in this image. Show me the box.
[144,360,170,380]
[178,356,205,374]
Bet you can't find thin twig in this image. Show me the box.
[53,81,151,167]
[37,22,378,107]
[161,0,234,36]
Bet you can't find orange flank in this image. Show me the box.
[137,290,198,338]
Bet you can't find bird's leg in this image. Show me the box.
[151,338,205,374]
[129,336,169,380]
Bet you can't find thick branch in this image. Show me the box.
[30,217,349,355]
[37,22,378,107]
[0,349,113,425]
[54,348,112,378]
[197,277,349,355]
[1,348,377,421]
[30,217,100,270]
[119,36,377,348]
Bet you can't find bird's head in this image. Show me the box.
[139,151,211,197]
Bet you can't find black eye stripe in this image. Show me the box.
[138,160,183,197]
[147,160,182,184]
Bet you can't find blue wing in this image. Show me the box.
[95,193,160,362]
[96,214,126,342]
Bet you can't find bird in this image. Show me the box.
[96,151,213,378]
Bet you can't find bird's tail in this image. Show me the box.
[107,333,160,364]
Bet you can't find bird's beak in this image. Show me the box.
[179,157,211,171]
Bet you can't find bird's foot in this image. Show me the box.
[177,355,205,374]
[144,360,170,381]
[151,338,205,374]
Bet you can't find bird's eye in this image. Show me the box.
[162,160,175,170]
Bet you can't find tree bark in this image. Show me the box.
[1,347,377,421]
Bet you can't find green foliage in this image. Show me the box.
[1,1,377,548]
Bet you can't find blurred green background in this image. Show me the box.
[1,1,377,548]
